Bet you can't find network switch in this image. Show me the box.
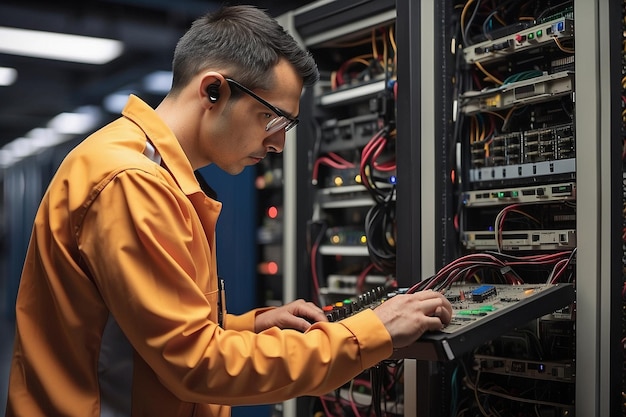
[469,158,576,184]
[460,71,574,115]
[463,18,574,64]
[463,182,576,207]
[462,229,576,251]
[474,354,575,382]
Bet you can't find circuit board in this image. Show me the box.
[391,283,575,361]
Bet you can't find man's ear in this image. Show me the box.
[199,72,229,108]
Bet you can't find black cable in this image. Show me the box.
[364,191,396,275]
[370,365,383,417]
[462,0,482,47]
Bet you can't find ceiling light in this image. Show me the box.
[0,67,17,86]
[0,27,124,64]
[0,107,104,168]
[103,90,136,114]
[143,71,173,94]
[48,106,102,135]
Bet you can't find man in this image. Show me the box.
[6,5,452,417]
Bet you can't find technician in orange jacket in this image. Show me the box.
[5,5,452,417]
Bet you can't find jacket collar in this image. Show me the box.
[121,94,212,199]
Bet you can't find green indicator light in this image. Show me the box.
[528,32,535,40]
[536,29,543,37]
[512,191,519,197]
[497,192,505,198]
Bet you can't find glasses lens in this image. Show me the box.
[265,116,289,133]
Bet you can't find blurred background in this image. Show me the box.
[0,0,314,151]
[0,1,314,415]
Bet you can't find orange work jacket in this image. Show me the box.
[6,95,393,417]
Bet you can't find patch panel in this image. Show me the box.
[462,229,576,251]
[474,354,575,382]
[469,158,575,185]
[463,182,575,206]
[463,18,574,64]
[460,71,574,115]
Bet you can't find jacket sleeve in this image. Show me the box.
[224,308,272,331]
[78,169,393,406]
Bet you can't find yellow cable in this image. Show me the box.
[460,0,475,40]
[371,29,379,60]
[553,37,575,54]
[475,61,503,85]
[389,26,396,54]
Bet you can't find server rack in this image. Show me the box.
[279,1,623,416]
[280,1,398,415]
[399,0,623,416]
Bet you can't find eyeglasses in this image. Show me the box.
[226,78,299,133]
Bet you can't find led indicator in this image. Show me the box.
[333,176,344,187]
[267,206,278,219]
[257,261,279,275]
[267,262,278,274]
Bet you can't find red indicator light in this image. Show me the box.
[267,261,278,275]
[267,206,278,219]
[258,261,279,275]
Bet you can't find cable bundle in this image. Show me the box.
[406,249,576,294]
[361,127,397,275]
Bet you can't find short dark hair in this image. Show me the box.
[170,5,319,94]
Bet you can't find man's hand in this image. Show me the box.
[373,290,453,348]
[255,299,328,333]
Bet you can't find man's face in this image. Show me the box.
[200,59,304,175]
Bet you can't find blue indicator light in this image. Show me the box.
[389,175,397,184]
